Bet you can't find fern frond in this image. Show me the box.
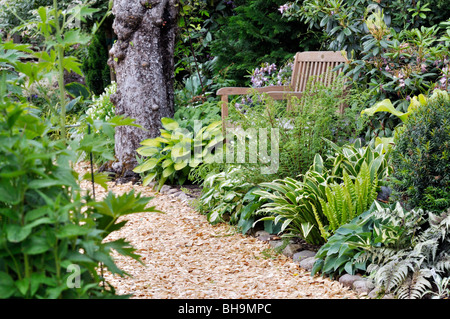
[343,171,357,203]
[435,253,450,273]
[397,268,432,299]
[334,184,345,224]
[312,204,328,240]
[344,187,354,221]
[376,258,411,293]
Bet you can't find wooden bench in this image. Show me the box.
[217,51,347,123]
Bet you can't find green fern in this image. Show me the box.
[318,163,379,234]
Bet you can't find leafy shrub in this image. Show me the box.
[389,90,450,212]
[254,161,328,245]
[281,0,450,55]
[133,117,224,190]
[314,201,450,298]
[280,2,450,140]
[173,100,222,133]
[210,0,321,85]
[0,84,159,298]
[342,22,450,140]
[82,31,111,96]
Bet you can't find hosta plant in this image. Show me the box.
[254,155,330,245]
[198,166,279,234]
[133,117,224,190]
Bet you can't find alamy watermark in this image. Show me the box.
[170,120,280,174]
[66,264,81,289]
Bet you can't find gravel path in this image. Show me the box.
[77,163,359,299]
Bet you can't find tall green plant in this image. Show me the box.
[12,1,101,142]
[0,75,160,298]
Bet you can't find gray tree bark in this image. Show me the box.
[107,0,179,175]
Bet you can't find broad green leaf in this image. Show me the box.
[0,272,16,298]
[15,278,30,296]
[139,139,162,147]
[6,224,32,243]
[60,30,90,46]
[22,236,50,255]
[0,180,21,204]
[142,172,157,186]
[171,145,191,158]
[28,178,66,189]
[161,117,179,131]
[136,146,160,157]
[162,165,175,178]
[65,82,90,99]
[56,224,90,238]
[162,158,174,169]
[133,157,160,173]
[174,160,188,171]
[361,99,409,121]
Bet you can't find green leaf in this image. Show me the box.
[139,139,162,147]
[171,145,191,158]
[90,190,160,221]
[241,202,260,219]
[133,158,160,173]
[15,278,30,296]
[136,146,160,157]
[161,117,179,131]
[62,56,83,76]
[60,30,90,47]
[0,272,16,298]
[56,224,90,239]
[142,172,157,186]
[0,180,21,204]
[65,82,90,99]
[22,236,50,255]
[82,172,111,190]
[6,224,32,243]
[28,178,66,189]
[174,160,188,171]
[162,165,175,178]
[361,99,409,122]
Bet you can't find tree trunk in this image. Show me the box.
[107,0,179,176]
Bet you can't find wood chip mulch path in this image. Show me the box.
[76,162,359,299]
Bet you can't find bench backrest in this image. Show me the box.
[290,51,346,92]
